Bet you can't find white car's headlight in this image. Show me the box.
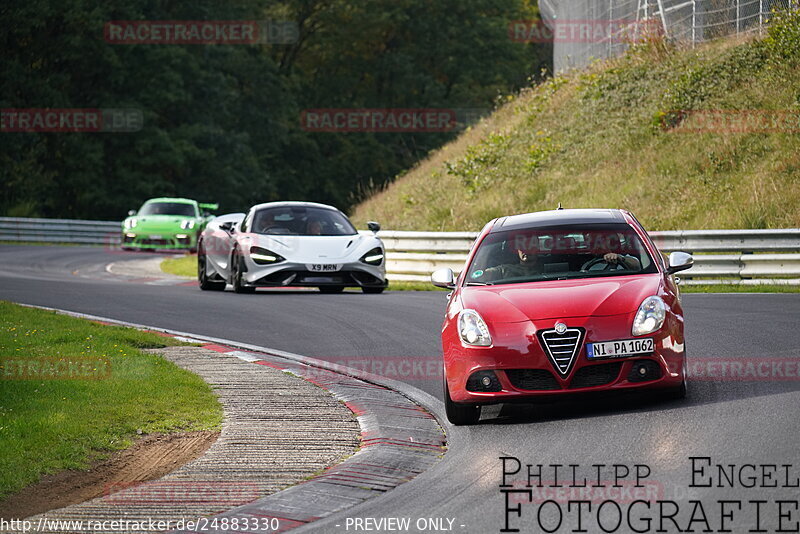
[124,218,137,229]
[632,296,667,336]
[180,220,196,230]
[459,309,492,347]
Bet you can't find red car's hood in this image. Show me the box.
[460,275,662,323]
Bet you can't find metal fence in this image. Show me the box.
[538,0,798,72]
[0,217,120,245]
[379,229,800,285]
[1,218,798,285]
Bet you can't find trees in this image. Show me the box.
[0,0,549,219]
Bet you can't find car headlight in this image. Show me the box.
[458,309,492,347]
[250,246,285,265]
[360,247,384,266]
[124,218,137,229]
[632,296,667,336]
[180,220,196,230]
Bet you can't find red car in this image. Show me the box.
[431,209,693,425]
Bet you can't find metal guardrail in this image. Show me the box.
[1,218,798,285]
[0,217,121,245]
[377,229,800,285]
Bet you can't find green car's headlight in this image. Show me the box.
[180,220,196,230]
[124,218,138,229]
[250,247,285,265]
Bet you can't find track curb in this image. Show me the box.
[16,305,448,534]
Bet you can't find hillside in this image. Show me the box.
[351,12,800,231]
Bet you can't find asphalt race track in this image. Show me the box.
[1,245,799,534]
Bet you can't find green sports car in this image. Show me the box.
[121,197,217,251]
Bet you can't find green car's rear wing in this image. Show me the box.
[198,203,219,211]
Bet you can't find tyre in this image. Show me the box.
[197,245,225,291]
[664,358,687,400]
[319,285,345,294]
[231,251,256,294]
[444,380,481,425]
[362,286,385,294]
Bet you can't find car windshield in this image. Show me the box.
[251,206,357,236]
[139,202,196,217]
[465,223,657,286]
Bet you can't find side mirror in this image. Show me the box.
[367,221,381,233]
[666,251,693,275]
[431,268,456,289]
[219,221,234,232]
[128,210,137,216]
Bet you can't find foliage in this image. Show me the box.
[0,0,549,219]
[352,16,800,231]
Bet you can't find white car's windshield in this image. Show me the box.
[251,206,357,236]
[466,223,657,286]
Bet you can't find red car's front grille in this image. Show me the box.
[538,327,585,377]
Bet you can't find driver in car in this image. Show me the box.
[481,246,640,282]
[307,218,323,235]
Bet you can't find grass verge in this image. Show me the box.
[162,256,796,292]
[681,284,800,293]
[161,255,446,291]
[161,255,195,277]
[351,13,800,231]
[0,302,223,500]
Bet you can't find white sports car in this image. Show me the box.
[197,202,387,294]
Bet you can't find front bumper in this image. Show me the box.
[444,313,685,404]
[242,259,387,288]
[121,231,198,250]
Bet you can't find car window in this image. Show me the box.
[139,202,197,217]
[466,223,657,285]
[251,206,357,236]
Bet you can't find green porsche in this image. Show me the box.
[121,197,218,251]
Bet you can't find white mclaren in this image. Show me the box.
[197,202,387,294]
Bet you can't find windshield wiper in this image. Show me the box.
[465,281,493,286]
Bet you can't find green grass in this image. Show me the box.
[160,255,448,291]
[0,302,223,500]
[161,255,195,277]
[352,13,800,232]
[160,253,799,292]
[681,284,800,293]
[384,282,800,293]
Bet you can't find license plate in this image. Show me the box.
[307,264,340,272]
[586,338,654,359]
[150,235,163,240]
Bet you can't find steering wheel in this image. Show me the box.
[581,257,623,272]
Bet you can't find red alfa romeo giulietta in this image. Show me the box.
[431,208,694,425]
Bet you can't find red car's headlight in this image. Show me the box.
[459,309,492,347]
[632,296,666,336]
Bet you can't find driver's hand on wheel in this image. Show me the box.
[604,252,621,264]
